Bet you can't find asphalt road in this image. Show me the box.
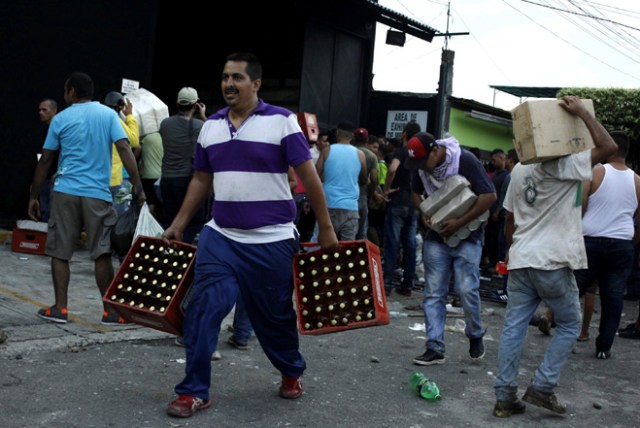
[1,242,639,428]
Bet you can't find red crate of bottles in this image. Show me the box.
[293,240,389,335]
[102,236,196,336]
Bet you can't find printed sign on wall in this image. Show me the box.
[385,111,428,140]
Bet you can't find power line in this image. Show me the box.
[517,0,640,31]
[502,0,640,82]
[565,0,640,57]
[551,0,640,62]
[579,0,640,18]
[449,4,513,84]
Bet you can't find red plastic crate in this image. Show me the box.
[103,236,196,335]
[11,228,47,255]
[293,240,389,335]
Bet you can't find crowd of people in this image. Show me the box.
[19,52,640,421]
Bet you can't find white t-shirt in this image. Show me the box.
[504,150,592,270]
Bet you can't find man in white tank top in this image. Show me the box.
[573,130,640,360]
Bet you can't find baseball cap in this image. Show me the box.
[177,87,198,105]
[354,127,369,141]
[104,91,124,107]
[405,132,437,170]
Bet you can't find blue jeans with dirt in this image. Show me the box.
[495,268,581,400]
[422,239,484,353]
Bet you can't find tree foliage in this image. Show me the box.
[557,87,640,168]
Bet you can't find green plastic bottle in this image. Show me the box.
[408,372,441,401]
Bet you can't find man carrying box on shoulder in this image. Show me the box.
[492,95,616,417]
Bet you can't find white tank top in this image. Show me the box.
[582,164,637,240]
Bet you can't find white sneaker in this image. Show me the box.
[212,351,222,361]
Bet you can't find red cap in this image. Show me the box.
[354,127,369,141]
[405,132,437,170]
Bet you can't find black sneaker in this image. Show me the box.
[596,350,611,360]
[469,337,485,359]
[37,306,68,324]
[493,399,526,418]
[395,287,412,297]
[413,349,445,366]
[174,336,185,347]
[227,336,249,350]
[538,316,551,336]
[101,311,132,326]
[521,386,566,414]
[618,327,640,340]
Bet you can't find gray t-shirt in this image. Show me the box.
[159,115,204,178]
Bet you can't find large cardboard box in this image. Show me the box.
[511,99,595,164]
[293,240,389,335]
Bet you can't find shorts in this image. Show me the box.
[45,191,117,260]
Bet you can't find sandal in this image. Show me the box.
[577,335,589,342]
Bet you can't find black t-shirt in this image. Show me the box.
[388,147,413,207]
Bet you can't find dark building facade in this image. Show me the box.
[0,0,438,226]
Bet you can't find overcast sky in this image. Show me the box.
[372,0,640,111]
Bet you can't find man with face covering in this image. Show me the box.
[406,132,496,367]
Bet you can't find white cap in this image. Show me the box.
[177,87,198,105]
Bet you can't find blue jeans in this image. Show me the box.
[356,194,369,240]
[422,239,484,353]
[574,237,634,353]
[495,268,581,400]
[383,205,418,290]
[231,294,253,344]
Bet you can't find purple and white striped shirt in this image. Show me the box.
[193,100,311,243]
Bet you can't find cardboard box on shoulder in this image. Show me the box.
[511,99,595,165]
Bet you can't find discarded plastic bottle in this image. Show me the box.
[389,311,408,319]
[408,372,441,401]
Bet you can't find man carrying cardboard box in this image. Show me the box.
[493,95,616,417]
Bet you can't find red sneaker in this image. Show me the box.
[167,394,212,418]
[279,375,303,399]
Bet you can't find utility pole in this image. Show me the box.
[433,2,468,139]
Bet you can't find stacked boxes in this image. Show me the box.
[418,175,489,247]
[511,99,595,164]
[103,236,196,335]
[293,240,389,335]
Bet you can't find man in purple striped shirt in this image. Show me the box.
[163,52,338,418]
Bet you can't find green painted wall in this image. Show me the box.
[448,108,513,153]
